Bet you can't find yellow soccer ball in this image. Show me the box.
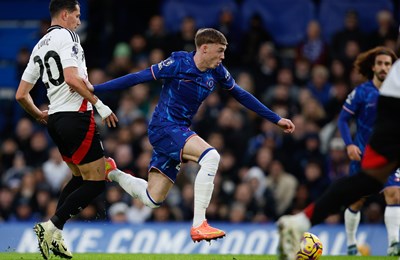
[296,232,323,260]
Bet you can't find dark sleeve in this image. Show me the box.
[228,84,281,123]
[337,108,354,146]
[94,68,154,92]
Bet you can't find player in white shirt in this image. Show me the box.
[15,1,118,259]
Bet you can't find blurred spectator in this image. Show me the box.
[215,8,241,67]
[324,80,350,122]
[107,42,133,78]
[8,197,40,222]
[292,132,325,179]
[253,42,278,92]
[150,204,176,222]
[108,202,129,223]
[293,57,311,87]
[114,144,135,174]
[241,14,273,66]
[25,131,49,167]
[232,182,259,221]
[145,15,169,53]
[307,65,332,108]
[368,10,397,49]
[331,10,366,60]
[265,160,298,216]
[167,16,197,53]
[129,34,149,66]
[127,198,152,223]
[303,161,330,201]
[0,138,18,172]
[177,183,194,221]
[14,118,34,153]
[33,183,52,217]
[296,20,329,65]
[2,152,31,190]
[326,137,349,181]
[229,202,247,223]
[42,147,71,193]
[0,186,14,221]
[329,59,348,83]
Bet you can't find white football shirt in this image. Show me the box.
[381,59,400,98]
[22,25,92,114]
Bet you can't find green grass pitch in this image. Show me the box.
[0,253,397,260]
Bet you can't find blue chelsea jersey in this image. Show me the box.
[342,81,379,152]
[149,51,235,126]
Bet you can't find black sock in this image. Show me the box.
[51,180,105,229]
[57,176,84,210]
[311,171,383,225]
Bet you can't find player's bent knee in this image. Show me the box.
[145,189,162,208]
[199,148,220,172]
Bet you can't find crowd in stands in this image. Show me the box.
[1,0,399,226]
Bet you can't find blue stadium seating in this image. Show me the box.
[319,0,394,41]
[240,0,316,46]
[0,64,18,88]
[161,0,239,33]
[0,0,87,20]
[0,26,38,61]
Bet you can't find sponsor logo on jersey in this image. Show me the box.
[158,58,174,70]
[71,43,79,59]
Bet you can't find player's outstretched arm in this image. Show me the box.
[229,84,295,133]
[94,68,155,92]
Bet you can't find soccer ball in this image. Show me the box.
[296,232,323,260]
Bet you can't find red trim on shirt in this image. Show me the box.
[78,99,88,112]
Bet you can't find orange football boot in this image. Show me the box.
[190,220,226,242]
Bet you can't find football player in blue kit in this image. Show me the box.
[88,28,295,242]
[277,47,400,260]
[338,46,400,256]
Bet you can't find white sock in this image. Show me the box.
[293,212,311,231]
[193,149,220,227]
[46,219,59,232]
[109,169,159,208]
[385,205,400,246]
[344,208,360,246]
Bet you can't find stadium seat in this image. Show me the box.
[240,0,316,47]
[0,0,87,20]
[0,64,18,88]
[319,0,394,42]
[0,26,39,61]
[161,0,239,33]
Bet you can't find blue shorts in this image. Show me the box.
[384,168,400,188]
[148,124,196,182]
[349,161,400,188]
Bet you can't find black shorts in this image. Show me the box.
[47,110,104,165]
[362,96,400,169]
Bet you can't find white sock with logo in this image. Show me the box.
[193,149,220,227]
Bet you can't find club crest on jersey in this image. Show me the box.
[206,79,216,89]
[71,43,79,59]
[158,58,174,70]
